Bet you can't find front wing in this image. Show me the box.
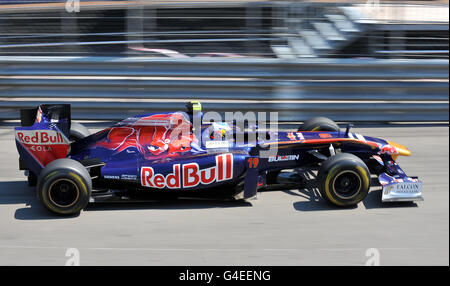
[378,159,423,202]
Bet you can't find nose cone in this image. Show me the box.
[387,140,411,156]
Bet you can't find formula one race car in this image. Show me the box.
[14,102,423,215]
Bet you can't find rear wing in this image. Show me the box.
[15,104,71,176]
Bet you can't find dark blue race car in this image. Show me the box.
[14,102,423,215]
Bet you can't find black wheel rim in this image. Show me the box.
[48,179,80,208]
[332,170,361,199]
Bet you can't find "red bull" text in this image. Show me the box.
[140,154,233,189]
[15,130,66,145]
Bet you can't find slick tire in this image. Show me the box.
[299,117,340,132]
[70,122,90,142]
[37,159,92,215]
[318,153,370,207]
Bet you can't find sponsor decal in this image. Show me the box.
[384,182,421,195]
[121,174,137,181]
[205,140,230,149]
[393,183,421,193]
[104,175,120,180]
[141,154,233,189]
[16,130,66,145]
[30,145,52,152]
[268,154,300,162]
[15,129,69,166]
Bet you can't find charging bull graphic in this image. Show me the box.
[95,113,197,158]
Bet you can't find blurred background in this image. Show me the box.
[0,0,448,123]
[0,1,448,267]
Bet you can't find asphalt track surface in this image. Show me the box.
[0,125,448,266]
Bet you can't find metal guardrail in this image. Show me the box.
[0,57,448,122]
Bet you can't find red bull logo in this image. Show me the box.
[16,130,65,145]
[141,154,233,189]
[15,129,69,166]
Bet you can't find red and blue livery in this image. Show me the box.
[14,102,422,215]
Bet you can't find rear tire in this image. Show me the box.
[70,122,90,142]
[37,159,92,215]
[299,117,339,132]
[318,153,370,207]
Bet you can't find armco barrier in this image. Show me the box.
[0,57,448,122]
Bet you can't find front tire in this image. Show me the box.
[37,159,92,215]
[318,153,370,207]
[299,117,339,132]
